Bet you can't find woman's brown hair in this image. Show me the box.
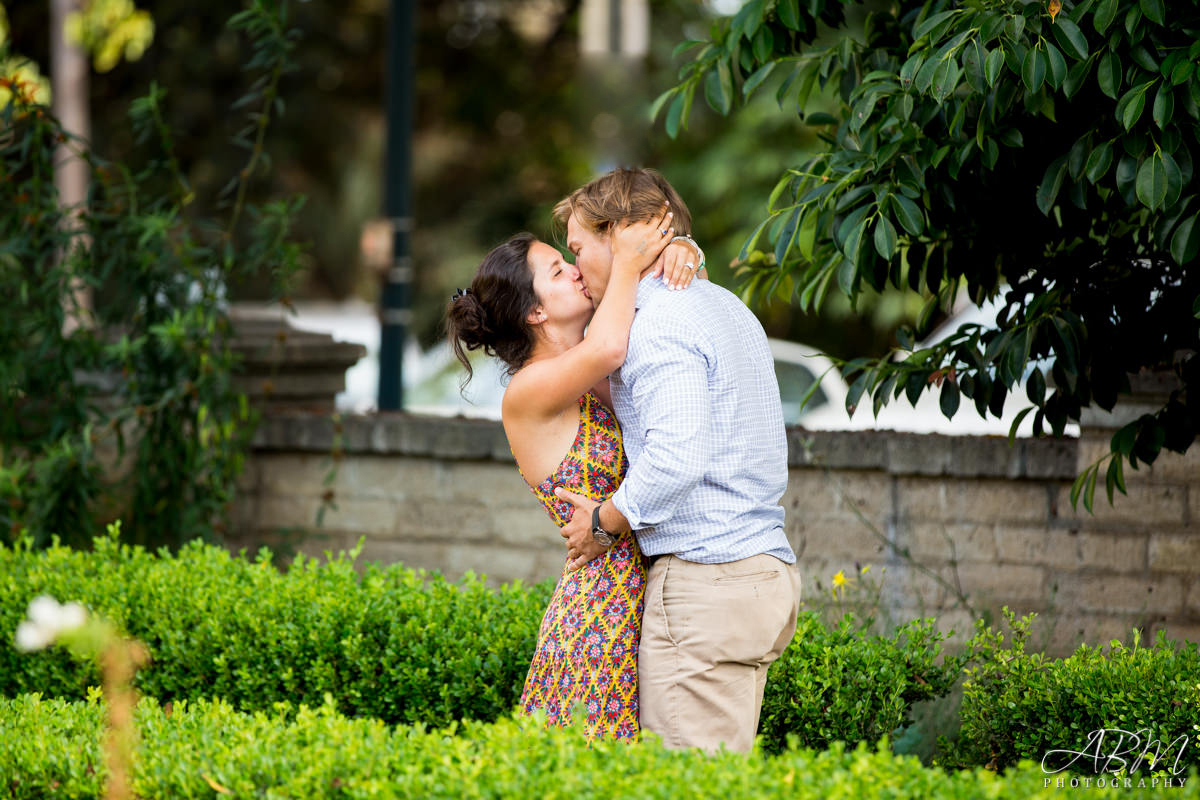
[446,232,540,384]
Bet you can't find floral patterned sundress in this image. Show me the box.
[516,390,644,741]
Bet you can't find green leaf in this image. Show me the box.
[1125,4,1143,35]
[914,10,958,41]
[1152,85,1174,129]
[704,61,734,115]
[1093,0,1118,33]
[985,48,1005,86]
[733,0,765,42]
[1036,156,1068,215]
[777,0,800,30]
[916,294,940,335]
[873,215,898,259]
[752,27,775,63]
[1139,0,1165,25]
[671,40,707,59]
[1045,43,1067,89]
[796,209,819,261]
[649,88,677,123]
[1084,465,1098,513]
[899,52,925,88]
[1112,421,1139,455]
[665,92,686,139]
[931,57,961,102]
[743,62,777,98]
[1136,150,1168,211]
[891,194,925,236]
[1105,455,1126,503]
[1008,406,1034,443]
[1052,16,1089,61]
[843,218,868,264]
[806,112,838,126]
[1116,83,1151,129]
[939,380,961,419]
[1171,58,1193,86]
[1075,465,1094,510]
[845,372,868,415]
[1007,14,1025,40]
[1063,58,1091,97]
[914,56,940,95]
[836,258,857,296]
[1097,51,1121,99]
[1022,48,1047,94]
[774,206,802,266]
[1170,212,1200,264]
[1084,141,1114,182]
[1026,367,1046,405]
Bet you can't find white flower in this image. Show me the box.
[14,621,54,653]
[12,595,89,652]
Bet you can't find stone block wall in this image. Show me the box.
[228,412,1199,655]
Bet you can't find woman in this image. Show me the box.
[446,192,704,741]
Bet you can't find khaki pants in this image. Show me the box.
[638,553,801,753]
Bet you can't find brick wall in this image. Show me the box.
[229,413,1198,654]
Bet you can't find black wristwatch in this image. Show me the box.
[591,505,616,548]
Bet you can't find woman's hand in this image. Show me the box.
[609,202,674,277]
[651,237,706,291]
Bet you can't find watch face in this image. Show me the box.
[593,530,615,547]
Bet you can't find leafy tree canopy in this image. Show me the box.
[659,0,1200,507]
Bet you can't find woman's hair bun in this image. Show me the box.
[446,233,539,386]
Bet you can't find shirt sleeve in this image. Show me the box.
[609,313,712,530]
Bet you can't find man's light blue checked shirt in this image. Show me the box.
[608,276,795,565]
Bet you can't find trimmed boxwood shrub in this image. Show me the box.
[8,692,1190,800]
[1,532,963,753]
[950,611,1200,774]
[0,531,553,728]
[759,613,968,755]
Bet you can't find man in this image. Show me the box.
[552,167,800,753]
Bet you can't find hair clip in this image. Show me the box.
[452,287,470,302]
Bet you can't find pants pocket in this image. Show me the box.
[712,570,780,586]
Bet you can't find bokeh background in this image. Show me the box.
[5,0,919,378]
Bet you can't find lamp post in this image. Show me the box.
[378,0,415,411]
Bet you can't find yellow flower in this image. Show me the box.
[832,570,848,590]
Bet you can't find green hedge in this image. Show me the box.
[0,534,961,754]
[759,612,966,755]
[0,533,552,729]
[950,611,1200,773]
[8,692,1191,800]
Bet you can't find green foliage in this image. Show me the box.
[0,533,960,752]
[6,692,1186,799]
[948,609,1200,773]
[0,530,553,729]
[663,0,1200,496]
[759,612,968,755]
[0,1,306,549]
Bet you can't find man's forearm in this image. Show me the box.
[598,499,631,535]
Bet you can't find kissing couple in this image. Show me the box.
[447,167,801,753]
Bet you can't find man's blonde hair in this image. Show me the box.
[553,167,693,237]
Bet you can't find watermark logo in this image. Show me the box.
[1041,728,1190,790]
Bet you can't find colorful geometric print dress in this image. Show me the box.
[516,390,645,741]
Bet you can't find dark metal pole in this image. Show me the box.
[379,0,415,411]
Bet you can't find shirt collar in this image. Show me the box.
[634,274,667,310]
